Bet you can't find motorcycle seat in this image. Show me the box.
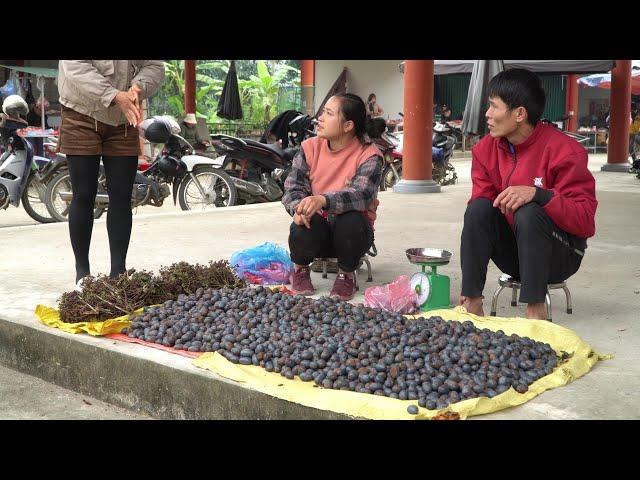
[245,139,293,160]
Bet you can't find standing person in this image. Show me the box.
[57,60,165,287]
[366,93,384,118]
[282,93,382,301]
[26,98,51,157]
[26,98,51,129]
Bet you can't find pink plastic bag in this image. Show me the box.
[363,275,417,314]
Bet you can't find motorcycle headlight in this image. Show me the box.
[157,155,185,176]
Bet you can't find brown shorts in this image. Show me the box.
[58,105,141,157]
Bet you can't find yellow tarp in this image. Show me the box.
[35,304,133,336]
[192,306,611,420]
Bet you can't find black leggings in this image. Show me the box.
[288,211,374,272]
[67,155,138,282]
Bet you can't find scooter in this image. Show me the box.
[0,117,57,223]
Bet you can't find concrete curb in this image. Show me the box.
[0,316,351,420]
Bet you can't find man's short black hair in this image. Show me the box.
[487,68,546,126]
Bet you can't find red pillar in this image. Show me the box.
[565,74,579,132]
[300,60,315,116]
[603,60,632,171]
[184,60,196,115]
[394,60,440,193]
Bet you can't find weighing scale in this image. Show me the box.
[406,248,453,311]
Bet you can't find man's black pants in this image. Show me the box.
[460,198,584,304]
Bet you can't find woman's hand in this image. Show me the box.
[114,91,141,126]
[128,84,143,117]
[295,195,326,218]
[293,212,312,229]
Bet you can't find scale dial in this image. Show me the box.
[410,272,431,306]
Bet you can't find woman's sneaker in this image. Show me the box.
[290,266,315,295]
[330,272,356,301]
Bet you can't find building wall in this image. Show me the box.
[314,62,572,127]
[314,60,404,120]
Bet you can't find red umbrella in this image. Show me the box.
[578,70,640,95]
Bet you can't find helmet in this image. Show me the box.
[141,115,180,143]
[2,94,29,118]
[365,117,387,139]
[157,154,185,176]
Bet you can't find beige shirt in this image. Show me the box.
[58,60,165,126]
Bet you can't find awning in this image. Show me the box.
[399,60,615,76]
[433,60,615,75]
[0,64,58,78]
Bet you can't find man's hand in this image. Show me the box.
[114,91,141,126]
[295,195,326,218]
[493,186,536,215]
[293,212,312,229]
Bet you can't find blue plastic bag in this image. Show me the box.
[230,242,294,285]
[0,72,23,102]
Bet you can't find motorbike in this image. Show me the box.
[369,123,403,191]
[44,116,237,221]
[377,117,457,189]
[209,113,316,205]
[431,122,458,186]
[0,117,58,223]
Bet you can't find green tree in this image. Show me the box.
[149,60,302,131]
[238,60,300,123]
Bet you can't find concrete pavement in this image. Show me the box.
[0,153,638,419]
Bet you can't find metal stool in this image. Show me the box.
[317,243,377,291]
[490,273,572,321]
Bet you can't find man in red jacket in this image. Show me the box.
[459,69,597,320]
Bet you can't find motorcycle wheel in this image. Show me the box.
[380,163,402,191]
[44,170,106,222]
[21,172,58,223]
[177,166,238,210]
[433,162,458,186]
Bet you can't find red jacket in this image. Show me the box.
[470,122,597,239]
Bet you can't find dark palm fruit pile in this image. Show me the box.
[58,261,245,323]
[125,286,558,410]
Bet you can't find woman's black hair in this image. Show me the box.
[334,93,368,143]
[487,68,546,126]
[367,93,376,103]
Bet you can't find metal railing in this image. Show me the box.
[207,121,267,140]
